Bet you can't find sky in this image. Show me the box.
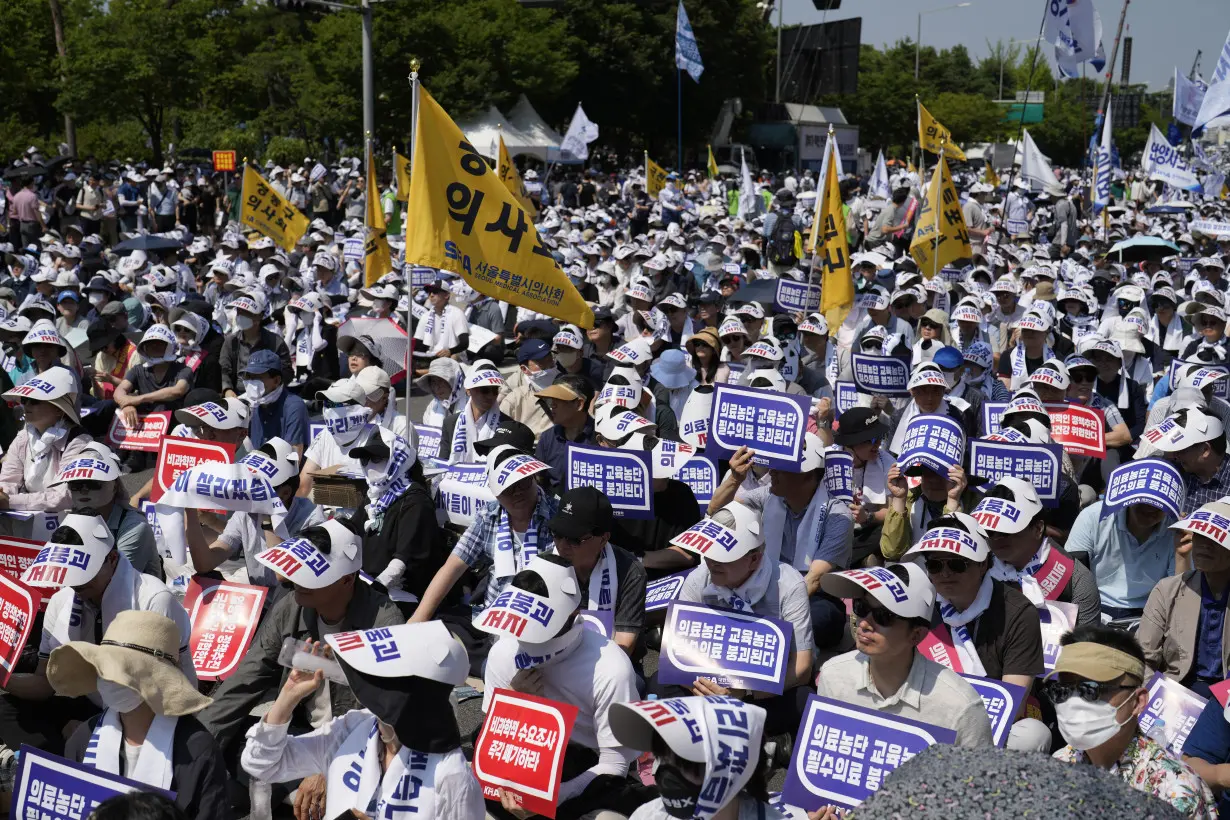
[780,0,1229,94]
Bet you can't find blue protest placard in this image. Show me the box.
[824,450,854,502]
[565,444,653,519]
[960,675,1026,748]
[577,609,614,639]
[645,570,692,613]
[834,382,859,418]
[939,266,963,283]
[1139,673,1207,758]
[706,383,810,471]
[1167,360,1230,399]
[658,601,792,694]
[982,402,1009,435]
[309,422,325,446]
[409,265,438,287]
[434,463,493,527]
[781,696,956,811]
[894,414,965,475]
[676,454,718,509]
[1102,459,1184,520]
[774,279,821,314]
[850,353,909,397]
[969,439,1062,507]
[14,746,174,820]
[414,424,442,461]
[343,236,364,262]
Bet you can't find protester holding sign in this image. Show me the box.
[879,434,971,562]
[51,611,231,820]
[817,563,994,747]
[1149,408,1230,517]
[0,367,92,518]
[241,623,483,820]
[1049,626,1217,820]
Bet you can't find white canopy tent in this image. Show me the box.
[455,105,540,160]
[507,94,563,159]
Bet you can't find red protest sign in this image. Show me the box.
[182,576,268,681]
[212,150,237,172]
[1046,403,1106,459]
[0,575,36,688]
[0,536,50,610]
[107,411,170,452]
[472,689,579,818]
[151,436,236,504]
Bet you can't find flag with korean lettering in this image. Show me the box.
[405,86,594,329]
[472,689,579,818]
[240,166,310,252]
[917,101,967,161]
[808,130,854,329]
[909,155,971,276]
[646,153,668,198]
[364,152,394,287]
[497,134,538,219]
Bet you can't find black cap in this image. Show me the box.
[474,419,535,457]
[696,292,721,305]
[86,320,123,355]
[591,306,615,324]
[548,486,614,540]
[517,318,558,339]
[833,407,887,447]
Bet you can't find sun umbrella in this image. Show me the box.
[3,164,46,181]
[1105,236,1181,263]
[337,316,409,380]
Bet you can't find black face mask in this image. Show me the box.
[1117,298,1135,317]
[656,763,702,819]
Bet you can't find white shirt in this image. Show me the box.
[415,304,469,356]
[305,424,382,474]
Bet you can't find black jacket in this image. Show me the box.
[350,482,453,603]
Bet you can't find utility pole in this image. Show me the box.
[47,0,75,156]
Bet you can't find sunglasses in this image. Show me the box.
[472,386,499,396]
[924,556,973,575]
[852,598,899,628]
[551,532,596,548]
[1042,679,1136,705]
[1198,318,1223,329]
[69,480,104,492]
[1070,371,1096,384]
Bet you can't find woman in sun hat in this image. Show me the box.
[0,366,93,515]
[51,610,230,820]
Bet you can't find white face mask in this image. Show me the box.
[97,677,145,713]
[235,314,255,331]
[243,379,266,403]
[88,293,106,309]
[526,367,555,391]
[70,483,115,512]
[1055,693,1136,751]
[322,404,372,445]
[555,350,580,369]
[943,370,958,389]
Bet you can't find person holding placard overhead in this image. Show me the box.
[476,554,648,820]
[817,562,994,747]
[240,622,483,820]
[902,513,1051,752]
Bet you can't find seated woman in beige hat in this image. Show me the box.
[49,610,232,820]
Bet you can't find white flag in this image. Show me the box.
[560,103,599,161]
[1018,129,1060,191]
[1174,68,1209,127]
[737,147,757,218]
[1094,101,1113,212]
[869,151,891,200]
[1045,0,1105,79]
[1142,124,1201,190]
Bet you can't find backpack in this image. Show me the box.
[768,211,799,265]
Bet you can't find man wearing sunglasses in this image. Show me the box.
[1150,407,1230,518]
[1181,303,1228,361]
[817,562,993,747]
[1049,627,1216,819]
[1064,354,1134,454]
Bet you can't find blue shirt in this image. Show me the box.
[1065,502,1176,610]
[1186,456,1230,517]
[1182,697,1230,818]
[249,389,308,449]
[534,421,596,492]
[1196,575,1230,682]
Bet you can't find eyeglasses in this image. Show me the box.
[1042,679,1136,705]
[852,598,899,628]
[1198,318,1223,329]
[924,556,973,575]
[552,532,596,548]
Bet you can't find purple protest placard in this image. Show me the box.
[659,601,792,694]
[409,266,438,287]
[1039,600,1079,675]
[982,402,1009,435]
[824,450,854,502]
[894,414,965,474]
[969,439,1062,507]
[645,570,691,613]
[707,383,810,472]
[774,279,821,314]
[14,746,175,820]
[577,609,614,639]
[1102,459,1184,520]
[834,382,859,417]
[566,443,653,519]
[414,424,442,461]
[676,454,718,510]
[960,674,1026,748]
[1168,360,1230,399]
[435,463,493,527]
[851,353,909,397]
[1139,672,1207,757]
[782,696,956,811]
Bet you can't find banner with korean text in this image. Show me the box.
[566,444,654,518]
[706,384,809,471]
[659,601,792,695]
[183,577,269,681]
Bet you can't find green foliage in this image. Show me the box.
[264,136,313,167]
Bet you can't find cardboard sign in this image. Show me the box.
[659,601,792,694]
[182,576,269,681]
[14,746,174,820]
[774,279,821,314]
[960,674,1026,748]
[106,411,170,452]
[151,436,236,505]
[894,414,965,474]
[676,455,718,509]
[565,444,654,519]
[1039,600,1079,674]
[850,353,909,397]
[834,382,859,417]
[415,424,443,461]
[645,570,691,613]
[707,383,810,471]
[969,439,1062,507]
[1102,459,1185,520]
[983,402,1106,458]
[577,609,614,639]
[824,450,854,501]
[1139,672,1207,757]
[0,536,50,609]
[434,463,494,528]
[0,574,35,688]
[472,689,579,818]
[782,695,956,811]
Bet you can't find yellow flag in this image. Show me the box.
[394,149,412,202]
[405,86,593,328]
[918,102,967,161]
[907,159,918,176]
[810,135,854,329]
[910,154,972,276]
[239,166,309,252]
[707,145,719,179]
[497,134,538,219]
[984,160,1001,188]
[364,152,393,287]
[646,153,667,198]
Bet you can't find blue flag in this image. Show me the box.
[675,0,704,82]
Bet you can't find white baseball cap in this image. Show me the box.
[174,399,250,431]
[1147,407,1225,452]
[594,403,656,441]
[903,514,990,563]
[21,514,114,588]
[820,563,936,620]
[485,445,550,497]
[471,556,581,644]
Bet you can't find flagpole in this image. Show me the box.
[677,68,683,173]
[934,143,944,282]
[916,98,927,194]
[364,130,371,289]
[405,59,420,422]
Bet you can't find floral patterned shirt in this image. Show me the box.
[1053,732,1217,820]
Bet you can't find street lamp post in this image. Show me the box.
[999,35,1044,100]
[915,2,972,80]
